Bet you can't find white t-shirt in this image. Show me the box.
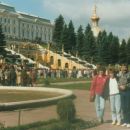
[109,78,119,95]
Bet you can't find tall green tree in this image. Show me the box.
[0,25,6,56]
[96,31,109,64]
[110,36,120,64]
[82,24,96,63]
[126,38,130,64]
[65,20,76,53]
[61,24,69,50]
[100,31,110,64]
[76,25,84,56]
[53,15,64,49]
[119,39,127,64]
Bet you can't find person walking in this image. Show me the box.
[90,67,108,123]
[108,69,121,126]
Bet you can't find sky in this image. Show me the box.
[1,0,130,41]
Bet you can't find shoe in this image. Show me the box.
[98,118,104,124]
[127,124,130,128]
[121,123,127,127]
[112,121,116,125]
[116,122,121,126]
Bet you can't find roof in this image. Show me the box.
[0,2,51,24]
[0,2,16,12]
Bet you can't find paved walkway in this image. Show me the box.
[0,90,128,130]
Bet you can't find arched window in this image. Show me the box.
[50,56,54,64]
[65,63,69,68]
[58,59,61,67]
[22,30,24,37]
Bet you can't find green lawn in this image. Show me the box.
[37,77,90,84]
[0,90,61,103]
[47,82,91,90]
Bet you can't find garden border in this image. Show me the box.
[0,86,73,111]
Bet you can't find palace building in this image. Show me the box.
[0,2,53,43]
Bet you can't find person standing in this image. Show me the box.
[118,64,130,128]
[108,69,121,125]
[90,67,108,123]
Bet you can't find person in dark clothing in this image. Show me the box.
[10,66,16,86]
[118,64,130,127]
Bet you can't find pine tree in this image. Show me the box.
[119,39,127,64]
[0,25,6,56]
[61,24,69,51]
[107,32,114,63]
[76,25,84,56]
[96,31,109,64]
[53,15,64,49]
[82,24,96,63]
[66,20,76,53]
[110,36,120,64]
[126,38,130,64]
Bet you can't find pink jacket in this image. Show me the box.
[90,75,108,97]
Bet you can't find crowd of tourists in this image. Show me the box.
[0,64,37,86]
[90,64,130,128]
[0,63,92,86]
[43,68,92,79]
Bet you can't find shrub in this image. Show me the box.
[43,78,50,86]
[0,122,5,130]
[39,121,73,130]
[57,99,76,122]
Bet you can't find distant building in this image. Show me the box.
[91,5,101,37]
[0,2,53,43]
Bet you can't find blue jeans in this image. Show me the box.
[110,94,121,122]
[121,91,130,123]
[95,94,105,120]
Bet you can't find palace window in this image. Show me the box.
[13,27,16,34]
[58,59,61,67]
[13,19,15,24]
[50,56,54,64]
[65,63,69,68]
[31,32,33,38]
[8,27,10,33]
[44,34,46,41]
[22,30,24,37]
[8,19,10,24]
[4,18,6,23]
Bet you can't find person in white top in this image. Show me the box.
[108,69,121,126]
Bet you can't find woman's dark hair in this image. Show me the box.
[98,66,106,73]
[108,68,117,77]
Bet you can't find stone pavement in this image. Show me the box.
[0,90,128,130]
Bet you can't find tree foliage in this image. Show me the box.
[119,39,127,64]
[126,38,130,64]
[53,15,64,49]
[53,15,129,65]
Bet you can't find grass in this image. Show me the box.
[46,82,91,90]
[3,119,100,130]
[37,77,90,84]
[0,90,61,103]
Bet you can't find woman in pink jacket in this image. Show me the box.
[90,67,108,123]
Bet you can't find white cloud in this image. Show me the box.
[42,0,130,40]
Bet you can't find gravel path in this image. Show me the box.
[0,89,128,130]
